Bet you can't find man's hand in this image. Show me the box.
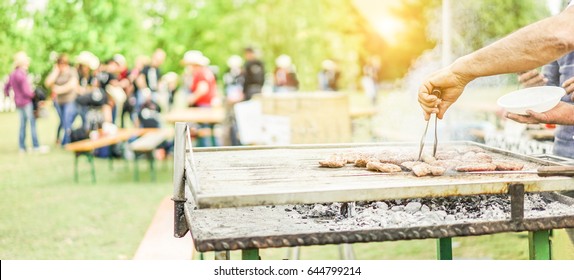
[518,69,547,88]
[418,64,474,120]
[563,76,574,96]
[506,101,574,125]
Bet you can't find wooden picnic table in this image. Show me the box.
[164,107,225,124]
[65,128,152,152]
[349,106,376,119]
[65,128,158,183]
[164,107,225,147]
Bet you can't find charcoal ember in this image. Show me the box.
[524,194,552,211]
[445,215,456,222]
[319,154,347,168]
[404,202,422,213]
[286,193,573,231]
[375,202,389,210]
[308,204,329,217]
[493,160,524,171]
[421,205,431,213]
[456,163,497,172]
[366,161,402,173]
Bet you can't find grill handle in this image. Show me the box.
[537,166,574,177]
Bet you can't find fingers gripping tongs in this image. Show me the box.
[417,89,442,161]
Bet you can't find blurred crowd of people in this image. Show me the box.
[3,46,382,153]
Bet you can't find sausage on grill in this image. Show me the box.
[366,162,402,173]
[319,155,347,168]
[455,163,497,172]
[493,160,524,171]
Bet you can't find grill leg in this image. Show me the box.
[74,153,79,183]
[338,244,355,260]
[214,250,230,260]
[529,230,551,260]
[210,124,217,147]
[242,249,260,260]
[436,238,453,260]
[149,151,156,182]
[287,247,301,260]
[134,153,139,182]
[87,154,96,183]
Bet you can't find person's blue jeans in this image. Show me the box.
[75,104,89,131]
[53,99,63,142]
[18,103,39,150]
[60,101,77,146]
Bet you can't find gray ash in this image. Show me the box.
[283,193,574,231]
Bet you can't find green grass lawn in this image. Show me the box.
[0,107,170,259]
[1,95,573,260]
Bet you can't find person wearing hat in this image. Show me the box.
[223,55,245,146]
[182,50,219,146]
[243,47,265,100]
[45,54,79,146]
[74,51,100,130]
[182,50,217,108]
[4,51,44,153]
[136,49,165,106]
[273,54,299,93]
[160,71,179,111]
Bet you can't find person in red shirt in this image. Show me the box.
[182,50,217,108]
[182,50,219,147]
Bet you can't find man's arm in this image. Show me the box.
[453,7,574,80]
[419,7,574,120]
[44,67,59,89]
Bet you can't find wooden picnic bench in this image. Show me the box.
[129,128,173,182]
[65,128,153,183]
[164,107,225,147]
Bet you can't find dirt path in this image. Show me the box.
[133,196,194,260]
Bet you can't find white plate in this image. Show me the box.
[497,86,565,115]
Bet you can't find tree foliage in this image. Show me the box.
[447,0,550,56]
[0,0,554,89]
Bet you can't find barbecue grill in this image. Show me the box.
[171,123,574,260]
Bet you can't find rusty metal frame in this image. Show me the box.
[191,215,574,252]
[173,123,189,238]
[173,135,574,251]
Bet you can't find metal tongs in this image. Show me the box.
[417,89,442,161]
